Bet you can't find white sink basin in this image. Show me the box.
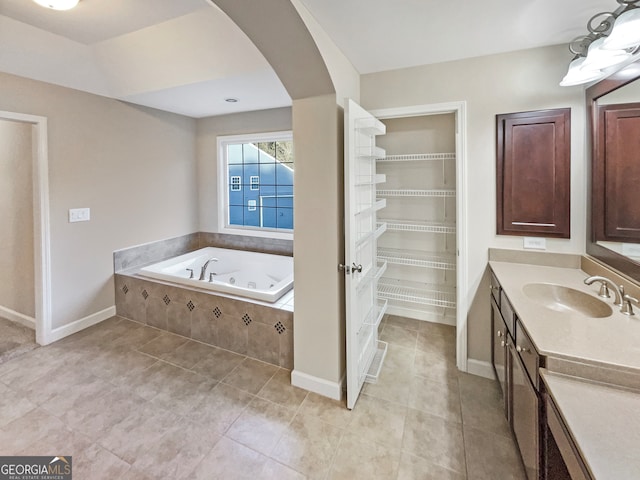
[522,283,613,318]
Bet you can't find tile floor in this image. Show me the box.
[0,314,526,479]
[0,317,38,364]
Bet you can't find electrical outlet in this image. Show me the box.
[523,237,546,250]
[69,208,90,223]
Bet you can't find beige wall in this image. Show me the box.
[0,72,197,330]
[0,119,35,318]
[196,107,292,232]
[361,45,587,362]
[293,94,345,384]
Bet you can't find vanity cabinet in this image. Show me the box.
[545,395,591,480]
[490,268,543,480]
[490,273,510,414]
[509,336,540,480]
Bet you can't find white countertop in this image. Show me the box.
[541,370,640,480]
[489,261,640,374]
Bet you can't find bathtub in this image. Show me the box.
[138,247,293,303]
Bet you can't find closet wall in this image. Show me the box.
[376,113,457,325]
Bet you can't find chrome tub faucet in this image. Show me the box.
[199,258,219,280]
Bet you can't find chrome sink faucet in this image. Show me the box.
[199,258,219,280]
[584,275,640,315]
[584,275,622,306]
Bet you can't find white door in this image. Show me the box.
[344,99,388,409]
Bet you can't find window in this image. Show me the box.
[230,176,242,191]
[218,131,293,238]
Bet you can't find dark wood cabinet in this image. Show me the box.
[595,103,640,242]
[496,109,571,238]
[490,268,543,480]
[491,296,509,415]
[510,341,540,480]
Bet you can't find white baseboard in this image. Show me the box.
[385,305,456,326]
[466,358,496,380]
[0,305,36,330]
[291,369,344,401]
[48,306,116,343]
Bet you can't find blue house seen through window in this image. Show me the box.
[227,142,294,230]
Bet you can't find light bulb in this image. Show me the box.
[581,37,630,71]
[560,57,606,87]
[602,7,640,50]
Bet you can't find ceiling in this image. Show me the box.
[0,0,617,117]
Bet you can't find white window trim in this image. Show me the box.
[217,131,293,240]
[250,175,260,191]
[230,176,242,191]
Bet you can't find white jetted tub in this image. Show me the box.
[138,247,293,303]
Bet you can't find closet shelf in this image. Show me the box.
[356,117,386,136]
[364,340,388,384]
[356,222,387,247]
[357,145,386,159]
[377,248,456,270]
[355,174,386,186]
[377,189,455,198]
[356,261,388,293]
[364,299,388,329]
[377,153,455,162]
[378,279,456,309]
[355,199,386,217]
[378,219,456,234]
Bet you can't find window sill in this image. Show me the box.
[219,225,293,241]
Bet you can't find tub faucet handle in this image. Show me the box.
[209,272,216,282]
[186,268,194,279]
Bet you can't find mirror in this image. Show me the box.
[587,58,640,281]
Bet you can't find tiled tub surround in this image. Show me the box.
[115,273,293,369]
[114,232,294,368]
[113,232,293,272]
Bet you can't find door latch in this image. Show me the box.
[339,263,363,274]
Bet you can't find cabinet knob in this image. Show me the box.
[501,340,506,347]
[516,345,528,353]
[497,330,503,338]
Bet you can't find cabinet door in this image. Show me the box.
[491,296,508,417]
[595,103,640,242]
[496,108,571,238]
[510,343,540,480]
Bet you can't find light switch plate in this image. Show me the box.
[69,208,90,223]
[523,237,546,250]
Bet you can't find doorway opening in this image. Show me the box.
[371,102,468,373]
[0,110,52,349]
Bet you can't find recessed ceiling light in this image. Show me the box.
[225,98,239,103]
[33,0,80,10]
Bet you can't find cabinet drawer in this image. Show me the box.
[499,291,515,335]
[490,271,501,306]
[546,396,592,480]
[516,320,540,389]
